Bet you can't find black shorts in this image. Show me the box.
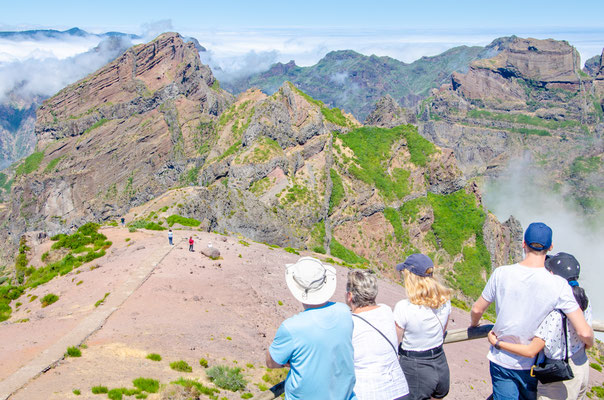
[399,350,450,400]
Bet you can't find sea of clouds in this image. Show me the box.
[1,23,602,104]
[483,155,604,331]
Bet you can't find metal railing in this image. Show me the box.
[257,321,604,400]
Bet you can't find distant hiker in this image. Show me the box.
[266,257,356,400]
[188,236,194,252]
[120,217,125,226]
[487,252,592,400]
[168,229,173,245]
[470,223,593,400]
[394,253,451,400]
[346,270,409,400]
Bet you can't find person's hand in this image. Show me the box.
[487,330,498,346]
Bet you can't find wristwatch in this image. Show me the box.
[494,340,501,350]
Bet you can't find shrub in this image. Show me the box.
[284,247,299,255]
[166,214,201,227]
[590,362,603,372]
[132,377,159,393]
[262,368,289,385]
[170,360,192,372]
[73,389,81,395]
[91,385,108,394]
[171,378,219,396]
[94,292,110,307]
[66,346,82,357]
[146,353,161,361]
[241,393,253,399]
[206,365,247,392]
[41,293,59,307]
[199,358,208,368]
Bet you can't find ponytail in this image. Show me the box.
[571,285,589,311]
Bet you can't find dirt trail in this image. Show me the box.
[1,228,602,400]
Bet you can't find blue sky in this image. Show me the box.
[2,0,604,32]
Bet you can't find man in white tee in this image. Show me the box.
[470,222,593,400]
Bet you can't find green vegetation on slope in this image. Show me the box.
[0,172,13,192]
[467,109,582,131]
[166,214,201,227]
[329,168,345,213]
[15,151,44,175]
[289,83,352,127]
[330,238,368,265]
[427,190,492,301]
[337,125,423,201]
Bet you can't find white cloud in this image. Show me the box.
[483,155,604,327]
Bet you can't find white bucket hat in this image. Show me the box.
[285,257,337,305]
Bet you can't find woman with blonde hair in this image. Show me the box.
[346,270,410,400]
[394,253,452,400]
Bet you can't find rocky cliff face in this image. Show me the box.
[0,32,233,260]
[410,37,604,216]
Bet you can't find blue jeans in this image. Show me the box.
[490,362,537,400]
[169,237,173,245]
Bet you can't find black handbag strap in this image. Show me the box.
[352,313,398,357]
[559,310,570,363]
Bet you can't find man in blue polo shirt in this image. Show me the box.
[266,257,356,400]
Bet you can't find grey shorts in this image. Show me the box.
[399,350,450,400]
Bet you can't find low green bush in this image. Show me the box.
[41,293,59,307]
[146,353,161,361]
[171,378,220,396]
[91,385,108,394]
[66,346,82,357]
[132,377,159,393]
[170,360,192,372]
[166,214,201,227]
[199,358,208,368]
[207,365,247,392]
[72,389,81,395]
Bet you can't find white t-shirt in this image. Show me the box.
[535,303,592,360]
[352,304,409,400]
[393,299,450,351]
[481,263,579,370]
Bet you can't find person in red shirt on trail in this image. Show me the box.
[188,236,194,252]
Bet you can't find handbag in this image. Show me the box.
[530,311,574,384]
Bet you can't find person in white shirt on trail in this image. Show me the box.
[488,252,592,400]
[346,270,409,400]
[168,229,173,245]
[471,222,594,400]
[394,253,452,400]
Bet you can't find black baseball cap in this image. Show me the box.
[396,253,434,277]
[545,252,581,281]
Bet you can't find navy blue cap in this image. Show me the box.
[545,252,581,281]
[396,253,434,277]
[524,222,552,251]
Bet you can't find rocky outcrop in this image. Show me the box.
[364,95,416,127]
[0,33,233,261]
[583,54,602,77]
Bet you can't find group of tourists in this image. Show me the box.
[266,222,595,400]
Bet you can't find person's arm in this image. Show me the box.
[470,296,490,327]
[487,330,545,358]
[565,308,594,348]
[395,322,405,344]
[266,349,285,369]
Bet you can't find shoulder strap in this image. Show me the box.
[352,313,398,357]
[558,310,570,362]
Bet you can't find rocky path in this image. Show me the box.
[0,230,177,400]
